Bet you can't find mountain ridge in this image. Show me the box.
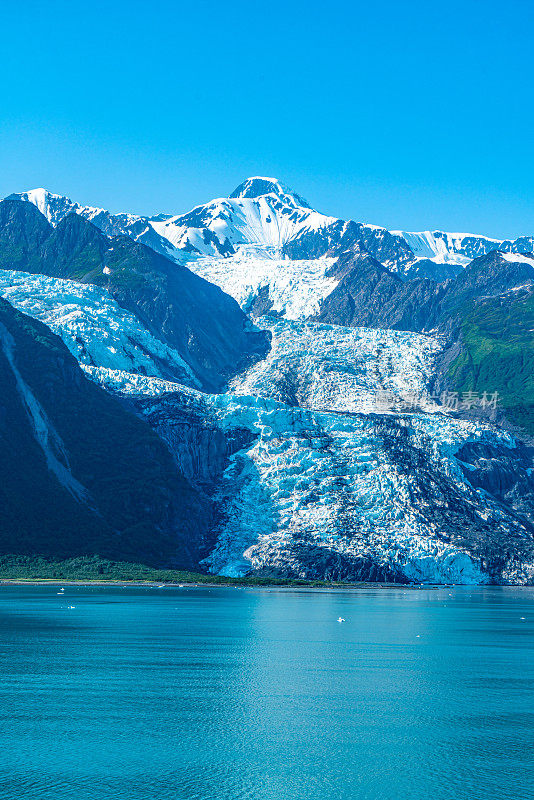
[9,179,534,273]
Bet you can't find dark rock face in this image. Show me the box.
[130,391,257,562]
[246,284,278,318]
[0,199,51,270]
[0,298,210,568]
[315,247,534,335]
[342,223,416,272]
[0,198,270,392]
[455,440,534,523]
[405,260,463,282]
[438,250,534,327]
[314,247,446,331]
[282,219,347,260]
[283,219,417,271]
[133,392,255,492]
[253,546,407,583]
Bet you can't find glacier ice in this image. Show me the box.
[0,270,200,386]
[1,263,532,585]
[187,250,339,319]
[229,318,443,414]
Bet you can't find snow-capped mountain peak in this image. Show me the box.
[229,176,312,209]
[12,188,80,225]
[8,187,179,261]
[147,176,337,259]
[8,181,533,273]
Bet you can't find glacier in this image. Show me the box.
[189,250,339,319]
[0,270,200,386]
[87,364,532,585]
[81,310,533,586]
[229,318,443,414]
[0,234,532,584]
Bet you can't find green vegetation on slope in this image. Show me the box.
[449,287,534,435]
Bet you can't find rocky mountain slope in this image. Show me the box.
[10,178,534,275]
[0,298,211,566]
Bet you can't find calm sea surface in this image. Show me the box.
[0,585,533,800]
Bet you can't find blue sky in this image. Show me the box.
[1,0,532,237]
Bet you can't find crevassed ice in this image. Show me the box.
[3,266,528,585]
[202,400,520,584]
[0,270,199,386]
[187,251,338,318]
[86,366,526,586]
[230,317,443,413]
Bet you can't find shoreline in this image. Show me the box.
[1,580,531,590]
[1,578,509,590]
[0,578,437,589]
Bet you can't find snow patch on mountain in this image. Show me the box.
[396,230,475,267]
[14,189,79,226]
[501,252,534,265]
[393,229,534,270]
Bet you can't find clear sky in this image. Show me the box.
[1,0,532,238]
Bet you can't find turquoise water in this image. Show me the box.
[0,586,533,800]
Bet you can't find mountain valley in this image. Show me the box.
[0,177,532,584]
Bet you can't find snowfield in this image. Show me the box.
[189,250,338,318]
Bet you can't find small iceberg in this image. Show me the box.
[337,617,345,623]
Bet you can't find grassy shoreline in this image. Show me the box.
[0,555,368,588]
[0,555,415,589]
